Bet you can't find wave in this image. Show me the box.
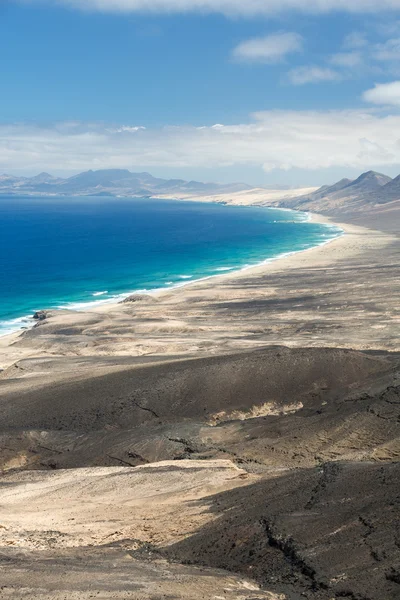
[215,267,234,272]
[92,290,109,297]
[0,314,35,337]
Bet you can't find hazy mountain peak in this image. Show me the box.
[31,172,56,182]
[349,170,392,188]
[328,177,353,191]
[311,177,353,200]
[68,168,133,180]
[0,173,26,181]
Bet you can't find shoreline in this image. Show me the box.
[0,205,342,339]
[90,211,355,307]
[0,200,398,371]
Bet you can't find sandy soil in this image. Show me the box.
[153,186,318,205]
[0,460,255,550]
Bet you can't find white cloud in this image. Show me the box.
[343,31,368,49]
[16,0,400,15]
[233,32,303,64]
[2,110,400,176]
[287,65,342,85]
[357,137,394,162]
[106,125,146,133]
[363,80,400,105]
[376,20,400,36]
[329,51,363,68]
[372,38,400,61]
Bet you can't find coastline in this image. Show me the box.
[0,203,342,339]
[0,202,398,372]
[88,210,386,309]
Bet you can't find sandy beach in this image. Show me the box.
[0,204,398,372]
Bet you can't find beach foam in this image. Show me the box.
[0,315,35,337]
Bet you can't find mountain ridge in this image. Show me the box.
[0,168,254,198]
[2,168,400,216]
[278,169,400,214]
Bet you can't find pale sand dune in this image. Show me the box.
[154,186,318,205]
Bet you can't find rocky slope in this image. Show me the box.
[0,347,399,599]
[278,170,400,215]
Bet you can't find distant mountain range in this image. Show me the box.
[279,170,400,213]
[0,169,254,198]
[2,168,400,216]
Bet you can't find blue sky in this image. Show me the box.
[3,0,400,185]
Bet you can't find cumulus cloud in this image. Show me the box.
[363,80,400,105]
[233,32,303,64]
[2,110,400,176]
[287,66,342,85]
[16,0,400,15]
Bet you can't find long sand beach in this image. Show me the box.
[0,201,398,372]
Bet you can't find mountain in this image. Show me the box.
[280,170,396,214]
[346,170,392,191]
[30,172,60,184]
[0,174,27,184]
[3,167,399,215]
[310,177,354,200]
[375,174,400,203]
[0,169,253,198]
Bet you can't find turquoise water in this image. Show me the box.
[0,196,342,336]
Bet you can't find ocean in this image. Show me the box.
[0,196,342,336]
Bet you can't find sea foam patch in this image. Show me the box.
[0,315,35,337]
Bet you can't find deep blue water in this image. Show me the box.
[0,196,342,336]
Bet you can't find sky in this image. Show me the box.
[3,1,400,185]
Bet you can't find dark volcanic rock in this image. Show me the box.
[0,347,398,471]
[0,347,395,431]
[164,461,400,600]
[120,294,158,304]
[32,310,53,321]
[0,346,399,599]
